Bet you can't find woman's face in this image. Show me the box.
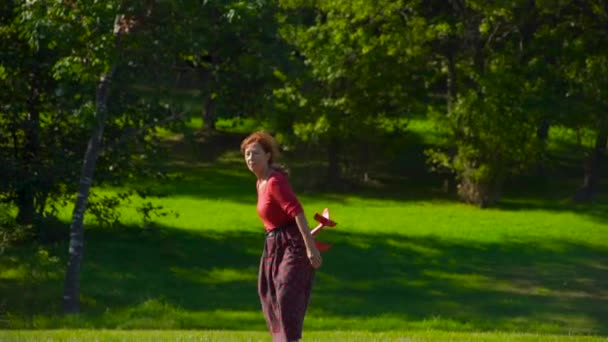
[244,142,270,174]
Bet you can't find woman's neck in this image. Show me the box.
[256,166,273,181]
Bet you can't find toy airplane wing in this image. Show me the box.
[314,240,332,252]
[311,208,337,252]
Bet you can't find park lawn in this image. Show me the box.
[1,125,608,338]
[2,157,607,336]
[1,330,607,342]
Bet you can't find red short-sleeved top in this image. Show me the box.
[257,170,303,231]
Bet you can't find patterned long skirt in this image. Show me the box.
[258,223,315,342]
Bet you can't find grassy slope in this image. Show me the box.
[1,330,607,342]
[1,119,607,338]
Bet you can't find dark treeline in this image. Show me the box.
[1,0,607,312]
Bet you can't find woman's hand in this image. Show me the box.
[307,246,323,269]
[294,212,323,269]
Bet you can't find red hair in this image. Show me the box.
[241,131,288,175]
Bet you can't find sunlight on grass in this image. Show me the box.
[171,267,257,285]
[52,183,608,247]
[408,117,442,144]
[152,116,261,140]
[423,270,490,288]
[419,270,563,299]
[4,129,608,337]
[386,238,442,257]
[188,117,203,130]
[21,176,605,336]
[3,330,606,342]
[215,117,260,133]
[548,125,595,151]
[0,265,25,279]
[304,197,608,246]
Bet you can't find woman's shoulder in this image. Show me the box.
[269,169,283,180]
[268,169,289,185]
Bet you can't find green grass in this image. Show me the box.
[154,116,264,140]
[1,330,607,342]
[2,120,608,339]
[547,125,595,152]
[2,158,607,336]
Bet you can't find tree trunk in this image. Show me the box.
[199,54,217,132]
[458,171,501,208]
[202,93,216,131]
[62,65,117,314]
[535,116,550,175]
[537,117,550,142]
[446,51,457,115]
[574,121,608,202]
[327,133,341,186]
[16,77,41,226]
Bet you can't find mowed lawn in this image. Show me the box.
[1,142,608,340]
[1,330,607,342]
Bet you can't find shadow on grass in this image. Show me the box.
[2,224,607,334]
[323,232,608,334]
[137,160,257,204]
[148,129,608,225]
[145,126,455,204]
[163,129,249,164]
[134,137,456,208]
[496,172,608,224]
[133,156,608,228]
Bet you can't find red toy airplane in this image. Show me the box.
[311,208,337,252]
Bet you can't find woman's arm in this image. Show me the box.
[267,173,322,269]
[295,212,323,269]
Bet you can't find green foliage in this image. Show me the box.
[276,0,608,203]
[428,73,543,206]
[136,201,178,228]
[87,193,126,229]
[1,0,607,212]
[422,1,549,206]
[0,204,33,254]
[85,189,179,230]
[274,0,429,183]
[1,0,232,233]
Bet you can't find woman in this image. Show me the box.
[241,131,322,342]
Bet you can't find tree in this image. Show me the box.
[556,1,608,202]
[276,0,427,184]
[169,1,287,132]
[13,0,191,313]
[425,0,546,207]
[0,0,80,226]
[5,0,296,313]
